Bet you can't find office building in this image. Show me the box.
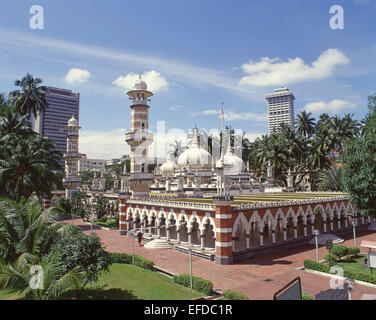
[265,87,295,134]
[32,87,80,167]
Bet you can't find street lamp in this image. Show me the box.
[131,228,135,265]
[313,230,320,263]
[189,246,193,289]
[352,219,358,247]
[90,214,94,234]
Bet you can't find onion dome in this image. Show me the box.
[67,115,78,126]
[177,126,212,170]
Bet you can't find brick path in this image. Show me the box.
[66,218,376,300]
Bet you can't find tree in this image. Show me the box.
[47,231,111,297]
[0,134,63,200]
[0,105,35,141]
[94,195,109,220]
[295,111,315,138]
[317,166,342,191]
[0,253,81,300]
[0,198,76,264]
[9,73,48,119]
[341,93,376,217]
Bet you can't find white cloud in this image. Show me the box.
[80,128,129,159]
[113,70,168,92]
[169,105,183,111]
[303,99,356,115]
[0,29,255,95]
[63,68,91,84]
[191,109,268,122]
[239,49,349,87]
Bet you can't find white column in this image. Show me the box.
[303,224,307,237]
[323,219,327,233]
[293,225,298,240]
[283,226,287,242]
[337,218,341,230]
[176,229,181,244]
[259,230,264,247]
[361,216,365,224]
[272,228,276,244]
[200,233,205,250]
[330,218,334,232]
[311,222,315,234]
[368,216,372,223]
[166,225,170,241]
[246,234,250,249]
[344,217,348,228]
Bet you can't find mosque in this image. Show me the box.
[59,76,373,265]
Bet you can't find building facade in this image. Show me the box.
[32,87,80,166]
[79,154,106,172]
[265,87,295,134]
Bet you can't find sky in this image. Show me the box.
[1,0,376,159]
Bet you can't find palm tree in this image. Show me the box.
[0,253,81,300]
[295,111,315,138]
[317,166,342,191]
[0,135,63,200]
[169,140,184,158]
[9,73,48,119]
[0,199,76,264]
[0,105,35,140]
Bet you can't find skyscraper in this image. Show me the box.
[265,87,295,134]
[32,87,80,166]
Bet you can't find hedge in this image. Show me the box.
[330,245,349,258]
[109,252,155,270]
[223,289,249,300]
[304,259,376,285]
[173,274,213,296]
[303,260,330,273]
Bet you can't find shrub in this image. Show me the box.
[173,274,213,296]
[323,253,339,265]
[348,247,360,256]
[304,260,330,273]
[302,292,314,300]
[105,218,117,228]
[109,252,154,270]
[343,269,376,285]
[223,289,249,300]
[331,245,349,258]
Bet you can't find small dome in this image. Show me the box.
[67,115,78,126]
[215,158,224,168]
[177,147,212,170]
[223,150,245,174]
[160,161,176,176]
[134,75,147,90]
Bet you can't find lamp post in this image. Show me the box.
[132,228,135,265]
[189,246,193,289]
[352,219,357,248]
[90,214,94,234]
[313,230,320,263]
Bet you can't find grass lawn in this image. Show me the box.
[338,255,376,277]
[61,263,203,300]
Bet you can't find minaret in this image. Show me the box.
[63,115,82,199]
[125,75,154,197]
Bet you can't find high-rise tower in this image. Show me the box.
[63,115,82,199]
[125,76,154,197]
[265,87,295,134]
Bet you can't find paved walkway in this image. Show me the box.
[66,218,376,300]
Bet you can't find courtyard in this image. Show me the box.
[69,217,376,300]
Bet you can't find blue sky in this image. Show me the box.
[1,0,376,159]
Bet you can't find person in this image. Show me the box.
[137,230,143,246]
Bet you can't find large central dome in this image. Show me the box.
[177,127,212,170]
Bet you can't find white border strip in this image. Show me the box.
[215,214,232,219]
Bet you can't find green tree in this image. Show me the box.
[48,231,111,297]
[341,93,376,217]
[317,167,342,192]
[0,134,63,200]
[9,73,48,119]
[0,198,76,264]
